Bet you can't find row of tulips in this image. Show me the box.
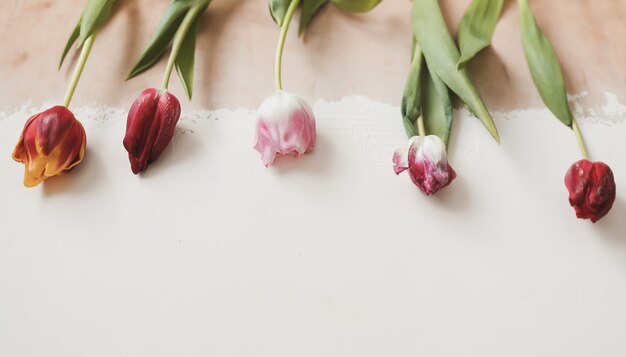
[12,0,616,223]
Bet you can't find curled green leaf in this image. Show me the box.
[518,0,572,127]
[175,15,200,100]
[412,0,499,143]
[59,18,81,69]
[79,0,115,45]
[127,0,195,80]
[270,0,294,26]
[330,0,380,12]
[401,42,424,138]
[457,0,504,69]
[422,65,453,147]
[299,0,329,35]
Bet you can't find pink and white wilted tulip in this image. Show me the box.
[254,90,316,166]
[393,135,456,195]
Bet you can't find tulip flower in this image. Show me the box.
[564,159,616,223]
[123,88,181,174]
[12,0,111,188]
[12,106,87,187]
[256,0,317,166]
[393,135,456,195]
[125,1,211,174]
[254,91,316,166]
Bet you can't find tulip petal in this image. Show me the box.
[564,159,616,223]
[254,91,316,166]
[12,106,86,187]
[123,88,181,174]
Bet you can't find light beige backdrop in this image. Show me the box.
[1,0,625,111]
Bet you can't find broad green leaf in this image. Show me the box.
[457,0,504,69]
[401,42,424,138]
[269,0,293,26]
[331,0,380,12]
[175,15,200,100]
[422,65,453,147]
[518,0,572,127]
[412,0,499,143]
[127,0,194,80]
[299,0,329,36]
[59,18,81,69]
[79,0,115,44]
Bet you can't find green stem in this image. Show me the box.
[63,34,96,107]
[275,0,301,91]
[571,119,589,160]
[417,115,426,137]
[162,4,203,90]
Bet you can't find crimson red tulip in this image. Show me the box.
[123,88,181,174]
[564,159,616,223]
[12,106,86,187]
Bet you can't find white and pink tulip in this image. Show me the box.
[393,135,456,195]
[254,90,316,166]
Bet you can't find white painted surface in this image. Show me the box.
[0,96,625,356]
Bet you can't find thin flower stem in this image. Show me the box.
[417,115,426,137]
[162,4,203,90]
[571,118,589,160]
[275,0,301,91]
[63,34,96,108]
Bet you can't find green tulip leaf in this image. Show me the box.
[59,18,82,69]
[401,41,424,138]
[518,0,572,127]
[79,0,115,45]
[422,65,453,147]
[457,0,504,69]
[127,0,195,80]
[412,0,499,143]
[175,15,200,100]
[269,0,294,26]
[330,0,380,12]
[299,0,329,36]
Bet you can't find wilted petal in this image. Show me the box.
[394,135,455,195]
[12,106,86,187]
[254,91,316,166]
[564,159,616,223]
[123,88,181,174]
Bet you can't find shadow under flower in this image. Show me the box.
[596,197,626,241]
[42,146,103,196]
[426,174,472,212]
[269,134,334,177]
[136,126,202,179]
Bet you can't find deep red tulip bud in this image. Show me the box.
[12,106,86,187]
[123,88,181,174]
[564,159,616,223]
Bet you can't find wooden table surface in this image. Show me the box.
[1,0,625,113]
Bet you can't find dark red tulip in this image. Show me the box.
[123,88,181,174]
[12,106,86,187]
[564,159,616,223]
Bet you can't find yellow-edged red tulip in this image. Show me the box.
[12,106,86,187]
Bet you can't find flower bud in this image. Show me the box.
[393,135,456,195]
[123,88,181,174]
[254,90,316,166]
[564,159,616,223]
[12,106,86,187]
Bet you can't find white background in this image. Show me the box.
[1,96,625,356]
